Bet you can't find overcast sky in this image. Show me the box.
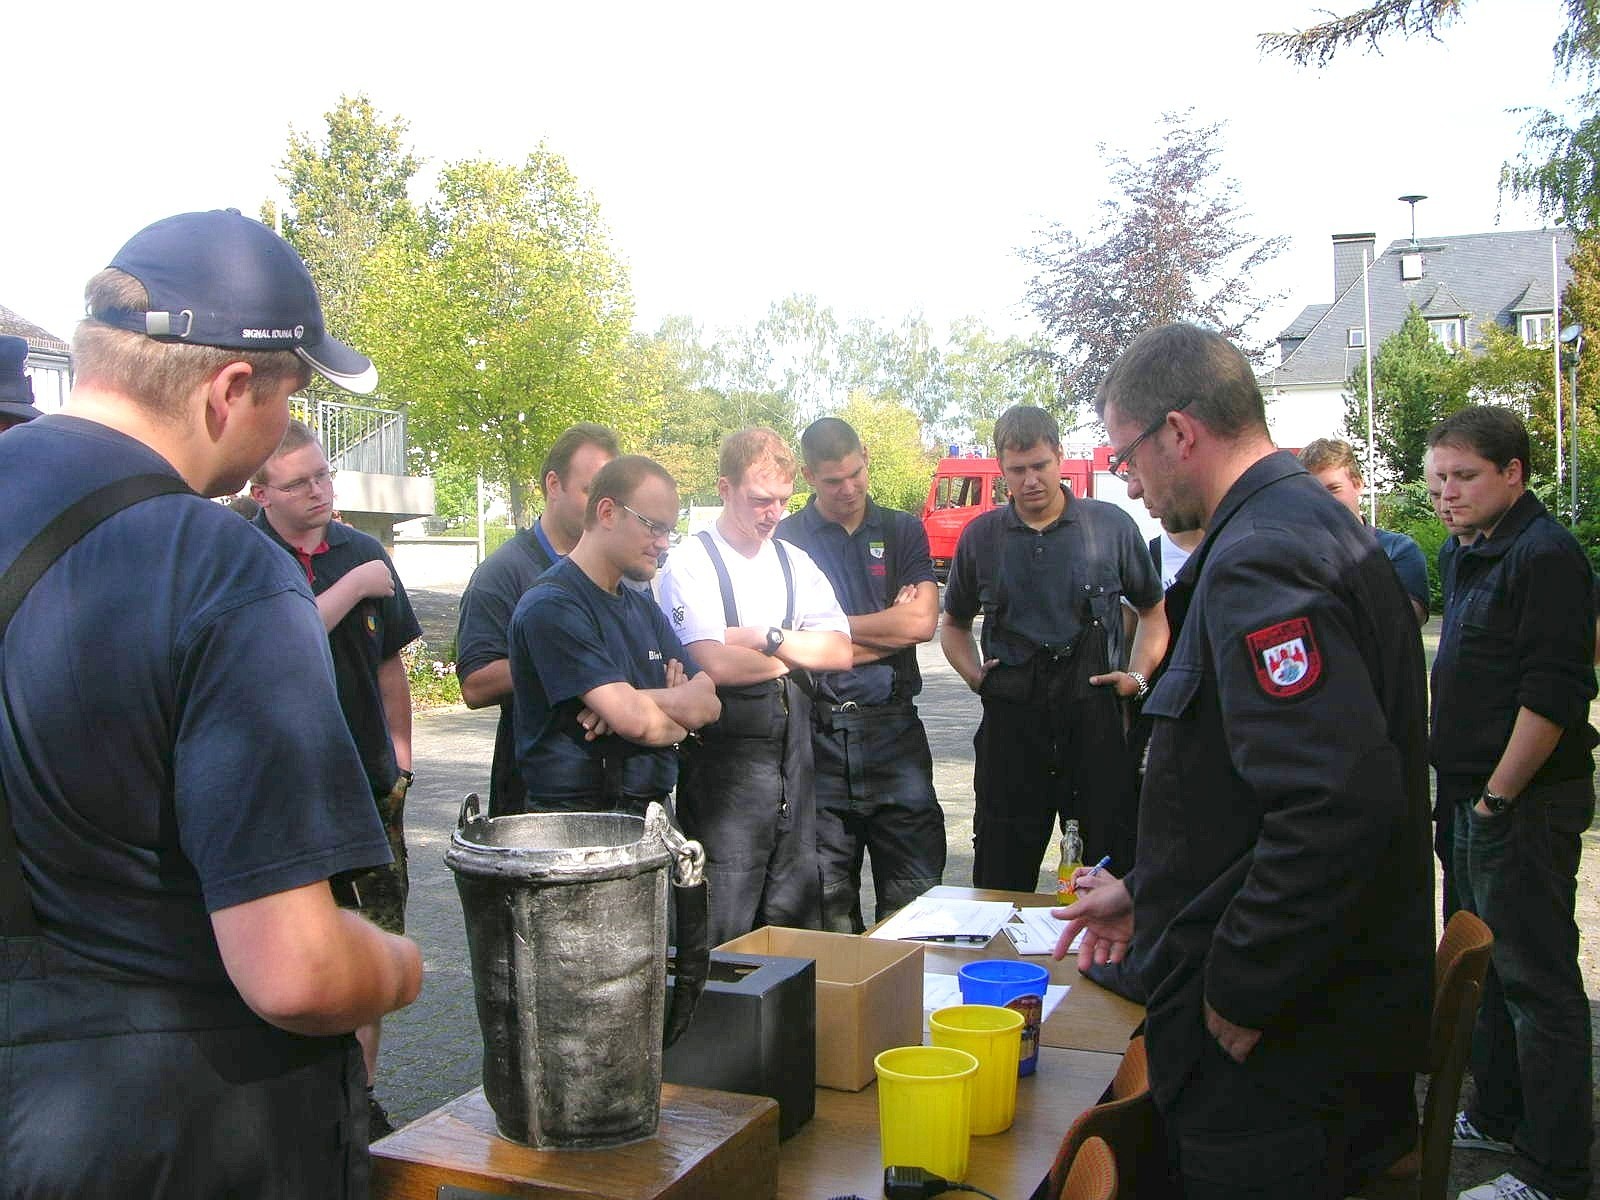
[1,0,1573,358]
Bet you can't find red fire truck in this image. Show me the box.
[920,446,1158,578]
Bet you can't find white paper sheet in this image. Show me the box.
[1002,906,1086,956]
[867,896,1016,945]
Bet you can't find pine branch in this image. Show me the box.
[1258,0,1466,68]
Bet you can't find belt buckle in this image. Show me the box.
[839,701,859,714]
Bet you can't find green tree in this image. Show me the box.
[1019,111,1287,413]
[1345,305,1473,483]
[828,393,937,515]
[939,318,1059,447]
[364,149,636,527]
[268,94,421,402]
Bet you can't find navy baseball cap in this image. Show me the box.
[96,209,377,394]
[0,335,40,423]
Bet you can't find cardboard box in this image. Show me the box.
[716,927,924,1092]
[664,950,816,1140]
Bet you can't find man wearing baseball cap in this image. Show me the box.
[0,210,421,1197]
[0,334,42,431]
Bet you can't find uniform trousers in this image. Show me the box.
[3,941,369,1198]
[812,703,944,932]
[675,685,821,945]
[1161,1036,1414,1200]
[971,637,1135,891]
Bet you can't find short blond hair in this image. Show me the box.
[718,427,796,487]
[252,419,323,486]
[72,268,310,420]
[1298,437,1363,485]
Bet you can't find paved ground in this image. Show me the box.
[383,588,1600,1197]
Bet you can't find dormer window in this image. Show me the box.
[1348,327,1366,348]
[1520,313,1555,346]
[1429,318,1465,349]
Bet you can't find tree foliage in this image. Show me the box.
[1344,305,1472,484]
[269,93,421,404]
[831,393,937,515]
[1018,112,1288,414]
[365,150,637,527]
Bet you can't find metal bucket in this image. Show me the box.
[446,795,708,1149]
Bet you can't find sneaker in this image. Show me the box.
[366,1089,395,1140]
[1453,1111,1515,1154]
[1458,1173,1554,1200]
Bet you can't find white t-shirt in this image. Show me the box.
[657,524,850,646]
[1158,533,1193,590]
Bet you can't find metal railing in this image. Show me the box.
[288,396,407,475]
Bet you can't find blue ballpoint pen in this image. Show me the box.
[1086,855,1112,877]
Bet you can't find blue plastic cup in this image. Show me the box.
[956,960,1051,1076]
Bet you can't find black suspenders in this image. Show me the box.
[0,474,193,938]
[694,530,796,630]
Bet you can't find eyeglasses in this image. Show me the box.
[263,468,337,497]
[622,505,675,540]
[1106,397,1196,480]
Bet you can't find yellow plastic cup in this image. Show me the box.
[929,1004,1024,1134]
[874,1045,978,1181]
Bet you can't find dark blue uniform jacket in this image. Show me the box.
[1131,452,1433,1107]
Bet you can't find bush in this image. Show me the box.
[484,523,518,555]
[402,638,462,710]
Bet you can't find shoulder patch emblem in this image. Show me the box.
[671,604,685,625]
[1245,617,1322,698]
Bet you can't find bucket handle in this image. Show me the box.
[456,792,482,831]
[646,802,709,1048]
[645,802,705,888]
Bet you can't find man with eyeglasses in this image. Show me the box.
[507,456,720,816]
[941,404,1166,889]
[1056,323,1431,1199]
[456,423,619,817]
[252,417,422,1137]
[656,428,852,943]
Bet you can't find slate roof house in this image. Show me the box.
[1259,227,1576,448]
[0,302,72,413]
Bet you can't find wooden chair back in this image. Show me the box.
[1060,1135,1118,1200]
[1043,1037,1153,1200]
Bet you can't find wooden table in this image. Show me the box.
[372,1084,779,1200]
[777,1045,1122,1199]
[889,886,1146,1056]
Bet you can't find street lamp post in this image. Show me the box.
[1561,323,1583,521]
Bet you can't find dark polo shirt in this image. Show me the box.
[944,486,1161,667]
[254,513,422,795]
[777,497,935,705]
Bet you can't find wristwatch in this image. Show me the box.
[764,626,785,656]
[1126,670,1151,701]
[1480,786,1517,815]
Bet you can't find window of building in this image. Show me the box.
[1347,327,1366,348]
[1429,318,1464,349]
[1520,313,1555,346]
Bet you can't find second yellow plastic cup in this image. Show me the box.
[929,1004,1025,1134]
[874,1045,978,1181]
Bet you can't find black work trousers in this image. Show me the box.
[675,682,822,945]
[1162,1036,1415,1199]
[971,636,1135,891]
[3,943,369,1198]
[812,702,944,932]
